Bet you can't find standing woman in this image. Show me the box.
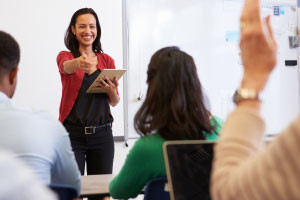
[56,8,119,176]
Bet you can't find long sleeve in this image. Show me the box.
[109,135,166,199]
[56,51,74,75]
[211,107,300,200]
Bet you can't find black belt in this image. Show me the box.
[65,123,111,135]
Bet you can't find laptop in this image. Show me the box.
[163,140,215,200]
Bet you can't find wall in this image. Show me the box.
[0,0,125,137]
[0,0,130,176]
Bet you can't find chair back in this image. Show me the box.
[144,177,170,200]
[49,184,78,200]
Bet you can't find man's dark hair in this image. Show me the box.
[0,31,20,78]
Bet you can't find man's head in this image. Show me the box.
[0,31,20,98]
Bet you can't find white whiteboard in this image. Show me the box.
[125,0,299,138]
[0,0,124,137]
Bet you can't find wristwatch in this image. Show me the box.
[233,88,260,104]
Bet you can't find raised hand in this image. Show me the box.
[239,0,277,91]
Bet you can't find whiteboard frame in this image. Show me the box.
[123,0,130,141]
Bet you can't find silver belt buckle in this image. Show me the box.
[85,126,95,134]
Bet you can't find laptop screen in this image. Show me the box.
[163,140,215,200]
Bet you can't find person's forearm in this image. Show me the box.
[63,58,80,74]
[108,91,120,107]
[235,96,261,114]
[211,108,265,200]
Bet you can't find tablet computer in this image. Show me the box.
[86,69,126,93]
[163,140,215,200]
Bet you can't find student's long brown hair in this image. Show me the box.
[134,46,216,140]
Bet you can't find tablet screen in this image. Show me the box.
[164,141,215,200]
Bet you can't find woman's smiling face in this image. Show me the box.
[72,13,97,48]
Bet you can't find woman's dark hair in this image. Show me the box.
[64,8,103,58]
[134,46,216,140]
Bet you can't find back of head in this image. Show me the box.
[134,46,215,140]
[0,31,20,80]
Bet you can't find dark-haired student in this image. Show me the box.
[57,8,119,177]
[0,30,80,193]
[211,0,300,199]
[109,47,223,199]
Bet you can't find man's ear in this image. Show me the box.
[9,67,18,85]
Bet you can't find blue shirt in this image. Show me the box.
[0,150,57,200]
[0,92,81,193]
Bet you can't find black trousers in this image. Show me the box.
[67,126,115,176]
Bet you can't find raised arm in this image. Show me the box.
[209,0,291,199]
[238,0,277,111]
